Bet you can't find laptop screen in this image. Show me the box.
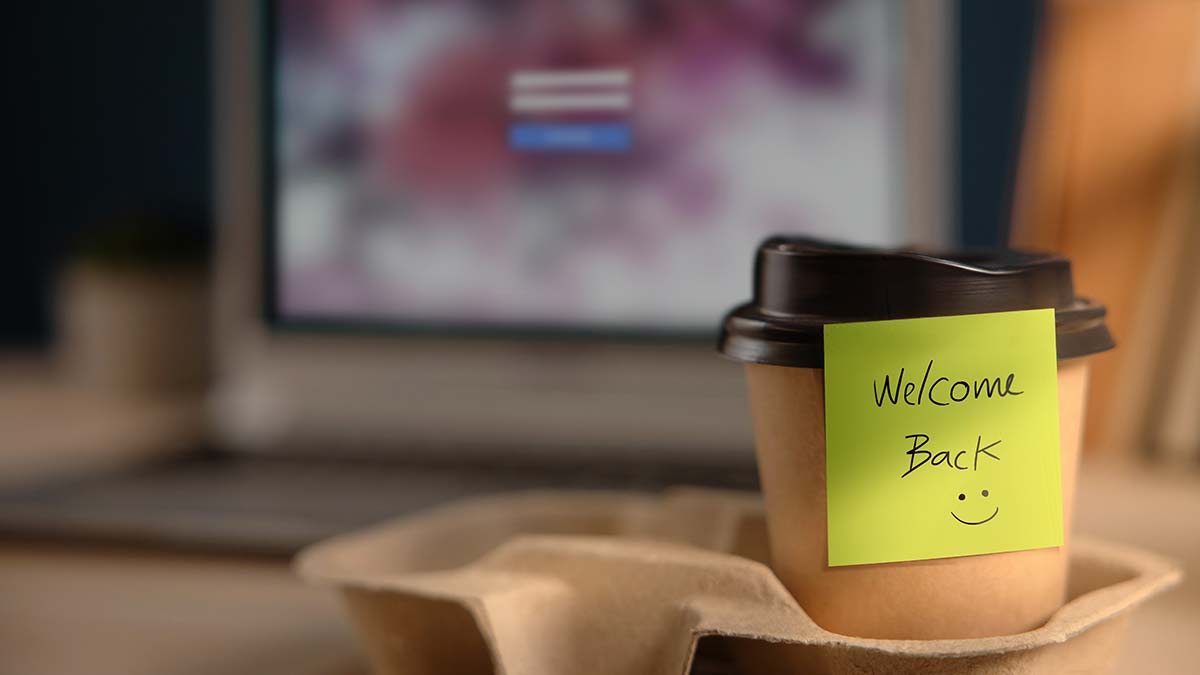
[269,0,906,333]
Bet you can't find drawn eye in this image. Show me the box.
[957,493,965,501]
[982,489,989,497]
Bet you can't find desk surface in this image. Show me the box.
[1,463,1196,675]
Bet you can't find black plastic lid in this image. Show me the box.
[718,237,1114,368]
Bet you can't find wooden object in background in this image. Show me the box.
[57,264,210,395]
[1153,259,1200,462]
[0,359,205,489]
[1011,0,1200,457]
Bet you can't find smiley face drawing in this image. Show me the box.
[951,489,998,525]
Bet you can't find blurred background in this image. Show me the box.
[1,1,1197,674]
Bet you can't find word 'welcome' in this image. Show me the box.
[873,359,1024,408]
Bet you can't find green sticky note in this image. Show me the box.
[823,309,1062,567]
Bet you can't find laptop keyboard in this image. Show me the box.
[0,454,759,555]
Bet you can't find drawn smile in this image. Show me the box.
[951,506,999,526]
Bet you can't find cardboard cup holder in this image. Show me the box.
[296,489,1180,675]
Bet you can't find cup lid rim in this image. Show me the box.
[717,237,1115,368]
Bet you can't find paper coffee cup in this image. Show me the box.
[719,238,1114,639]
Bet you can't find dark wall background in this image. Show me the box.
[956,0,1042,248]
[3,2,212,346]
[1,1,1038,345]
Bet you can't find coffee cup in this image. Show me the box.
[719,238,1113,639]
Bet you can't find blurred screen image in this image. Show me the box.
[274,0,905,330]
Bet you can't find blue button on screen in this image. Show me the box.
[509,123,631,152]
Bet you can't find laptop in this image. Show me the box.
[0,0,950,555]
